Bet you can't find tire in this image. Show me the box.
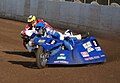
[36,46,48,69]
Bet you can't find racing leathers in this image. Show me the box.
[35,22,82,55]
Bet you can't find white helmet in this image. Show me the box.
[64,29,73,36]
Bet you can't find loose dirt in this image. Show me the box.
[0,18,120,83]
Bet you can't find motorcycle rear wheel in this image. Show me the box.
[36,46,48,69]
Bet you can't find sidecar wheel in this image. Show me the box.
[36,46,48,69]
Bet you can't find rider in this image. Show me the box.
[35,22,89,51]
[35,22,81,55]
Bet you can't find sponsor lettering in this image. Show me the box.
[84,56,100,61]
[94,56,100,59]
[38,40,45,43]
[83,41,92,49]
[57,56,66,60]
[87,47,94,52]
[60,53,65,56]
[54,61,69,64]
[85,58,89,61]
[95,47,101,51]
[81,52,89,57]
[83,41,94,52]
[89,57,94,60]
[57,53,66,60]
[101,55,105,57]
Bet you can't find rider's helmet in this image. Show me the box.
[27,15,37,27]
[35,22,46,36]
[64,29,73,36]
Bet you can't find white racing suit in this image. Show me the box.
[24,27,38,52]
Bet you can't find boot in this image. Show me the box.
[81,32,89,39]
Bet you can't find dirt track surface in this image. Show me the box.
[0,18,120,83]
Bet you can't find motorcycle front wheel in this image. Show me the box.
[36,46,48,69]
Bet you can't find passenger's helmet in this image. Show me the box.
[27,15,37,27]
[64,29,73,36]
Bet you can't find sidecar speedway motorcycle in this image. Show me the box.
[33,36,106,69]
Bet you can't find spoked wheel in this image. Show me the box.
[36,46,48,69]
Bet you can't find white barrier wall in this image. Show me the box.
[0,0,120,38]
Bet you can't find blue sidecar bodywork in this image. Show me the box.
[34,36,106,65]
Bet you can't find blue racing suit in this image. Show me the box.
[35,22,74,56]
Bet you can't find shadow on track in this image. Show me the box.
[3,51,105,69]
[8,61,38,69]
[2,51,35,58]
[8,60,88,69]
[8,60,104,69]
